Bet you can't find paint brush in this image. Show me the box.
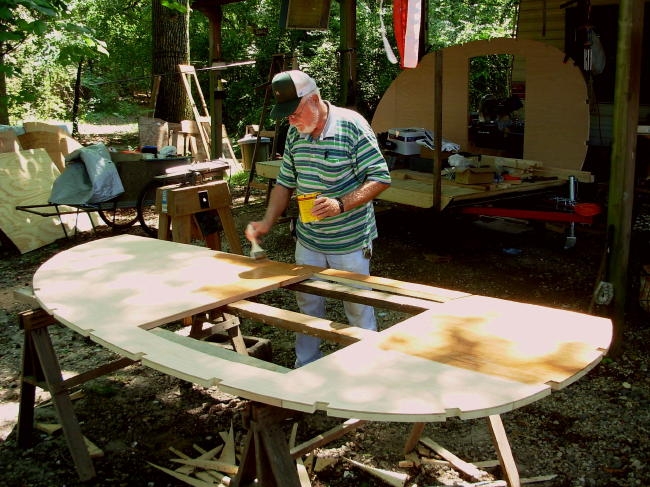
[246,224,267,260]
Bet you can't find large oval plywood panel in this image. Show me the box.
[372,38,589,170]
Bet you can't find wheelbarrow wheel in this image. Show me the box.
[136,180,161,237]
[97,201,138,229]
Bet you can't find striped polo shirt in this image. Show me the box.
[276,102,391,254]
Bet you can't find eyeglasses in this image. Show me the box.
[289,98,310,120]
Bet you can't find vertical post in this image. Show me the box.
[339,0,357,107]
[210,5,224,160]
[606,0,644,356]
[432,49,443,212]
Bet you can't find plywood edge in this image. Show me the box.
[376,179,435,208]
[150,327,290,374]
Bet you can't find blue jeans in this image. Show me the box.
[294,241,377,367]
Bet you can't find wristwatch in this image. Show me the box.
[335,197,345,214]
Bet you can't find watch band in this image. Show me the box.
[335,197,345,214]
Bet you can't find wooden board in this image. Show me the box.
[18,131,82,173]
[22,121,69,134]
[0,149,95,253]
[378,169,566,209]
[0,129,21,154]
[254,159,568,210]
[33,235,613,422]
[372,38,589,171]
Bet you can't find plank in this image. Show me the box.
[32,235,612,423]
[172,458,238,476]
[148,462,217,487]
[18,131,82,173]
[487,415,520,487]
[225,300,376,345]
[289,418,366,459]
[0,129,21,153]
[343,457,408,487]
[287,280,440,313]
[314,268,470,302]
[418,437,485,481]
[218,423,236,465]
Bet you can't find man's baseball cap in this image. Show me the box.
[270,70,318,119]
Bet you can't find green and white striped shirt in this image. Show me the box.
[276,102,391,254]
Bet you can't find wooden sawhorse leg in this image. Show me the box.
[17,309,135,481]
[189,311,249,356]
[230,403,302,487]
[404,417,521,487]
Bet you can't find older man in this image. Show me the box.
[246,70,391,367]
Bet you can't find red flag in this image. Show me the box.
[393,0,422,68]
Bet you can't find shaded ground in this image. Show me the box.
[1,127,650,486]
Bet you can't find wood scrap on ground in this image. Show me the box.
[290,422,313,487]
[413,436,557,486]
[34,422,103,458]
[343,457,409,487]
[153,430,237,487]
[419,436,488,481]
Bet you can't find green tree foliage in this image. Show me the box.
[3,0,518,134]
[0,0,107,125]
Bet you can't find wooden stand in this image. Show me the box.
[17,308,135,481]
[230,403,302,487]
[156,180,242,254]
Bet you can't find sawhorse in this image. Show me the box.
[156,179,243,254]
[17,307,135,481]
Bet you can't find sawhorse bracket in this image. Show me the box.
[156,179,243,255]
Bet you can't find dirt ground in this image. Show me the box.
[1,130,650,486]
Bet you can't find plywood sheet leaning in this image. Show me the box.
[18,130,82,173]
[0,129,22,154]
[0,149,93,253]
[371,38,589,171]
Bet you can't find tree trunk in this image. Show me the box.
[151,0,191,123]
[71,59,83,137]
[0,50,9,126]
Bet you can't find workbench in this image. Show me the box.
[22,235,612,486]
[255,159,587,211]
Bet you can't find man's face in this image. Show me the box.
[288,95,318,135]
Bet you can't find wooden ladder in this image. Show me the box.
[177,64,238,165]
